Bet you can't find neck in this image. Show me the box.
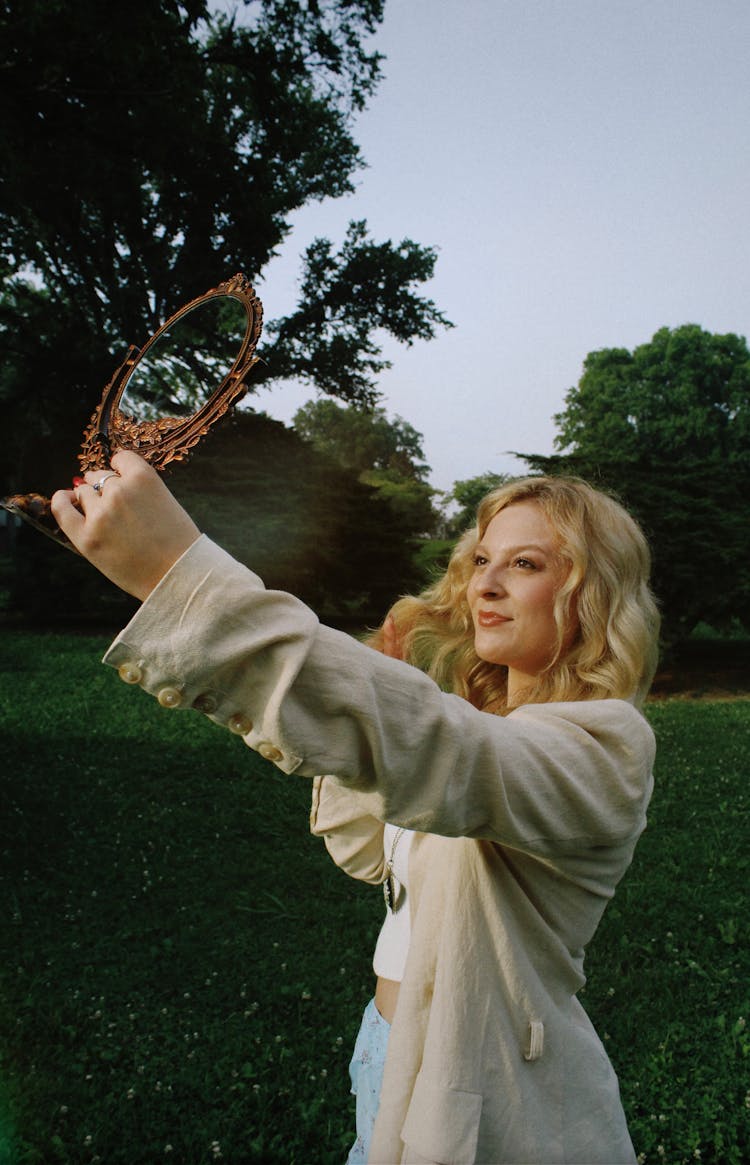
[506,668,536,707]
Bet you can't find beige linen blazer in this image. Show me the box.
[104,536,655,1165]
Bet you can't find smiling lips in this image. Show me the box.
[477,610,511,627]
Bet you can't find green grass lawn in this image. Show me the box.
[0,630,748,1165]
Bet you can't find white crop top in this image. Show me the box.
[372,824,414,981]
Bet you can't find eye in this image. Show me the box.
[513,557,536,570]
[472,553,488,567]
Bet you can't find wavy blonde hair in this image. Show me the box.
[368,476,660,712]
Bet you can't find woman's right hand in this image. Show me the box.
[51,450,201,601]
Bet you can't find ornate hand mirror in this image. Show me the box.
[2,273,263,550]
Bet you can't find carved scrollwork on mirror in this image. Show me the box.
[2,273,263,550]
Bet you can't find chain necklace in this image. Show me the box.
[383,827,406,912]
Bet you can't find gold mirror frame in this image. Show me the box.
[2,273,263,549]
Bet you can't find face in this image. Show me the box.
[466,501,574,696]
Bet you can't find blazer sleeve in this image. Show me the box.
[310,775,387,885]
[103,535,656,857]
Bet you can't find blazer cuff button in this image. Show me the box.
[228,713,253,735]
[193,693,218,714]
[258,742,283,763]
[157,686,183,709]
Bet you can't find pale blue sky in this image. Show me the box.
[254,0,750,492]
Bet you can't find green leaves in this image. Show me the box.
[264,221,452,404]
[0,1,386,331]
[440,471,513,536]
[290,396,439,537]
[523,324,750,643]
[554,324,750,463]
[0,0,450,563]
[292,396,430,480]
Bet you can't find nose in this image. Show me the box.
[476,563,508,598]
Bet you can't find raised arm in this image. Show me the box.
[101,532,655,858]
[52,453,654,857]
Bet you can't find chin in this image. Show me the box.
[473,640,508,668]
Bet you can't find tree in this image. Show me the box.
[520,324,750,642]
[0,0,451,498]
[293,397,438,534]
[267,220,449,406]
[440,471,513,536]
[6,409,430,626]
[0,0,453,622]
[167,411,427,622]
[552,324,750,462]
[0,0,383,338]
[293,398,430,480]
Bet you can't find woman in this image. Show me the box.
[52,456,659,1165]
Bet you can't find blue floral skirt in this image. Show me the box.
[346,998,391,1164]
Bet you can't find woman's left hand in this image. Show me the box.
[50,450,200,601]
[381,615,405,661]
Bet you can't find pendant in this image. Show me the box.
[383,873,403,912]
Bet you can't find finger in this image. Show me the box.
[110,448,158,479]
[110,448,141,471]
[382,615,403,661]
[74,478,100,512]
[50,488,87,542]
[81,468,125,506]
[79,448,153,495]
[82,469,119,488]
[92,450,162,497]
[70,477,86,506]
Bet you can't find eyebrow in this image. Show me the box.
[474,542,552,557]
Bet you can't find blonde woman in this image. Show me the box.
[53,456,659,1165]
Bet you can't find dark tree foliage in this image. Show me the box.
[0,0,452,622]
[293,396,438,534]
[168,411,427,624]
[5,410,427,628]
[0,0,450,497]
[441,471,513,536]
[0,0,383,336]
[519,324,750,643]
[268,221,450,406]
[293,397,431,480]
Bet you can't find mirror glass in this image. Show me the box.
[117,296,250,422]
